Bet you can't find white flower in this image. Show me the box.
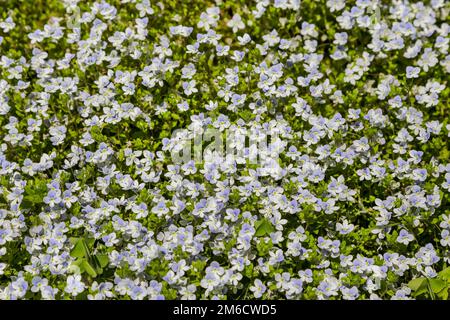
[227,14,245,33]
[65,275,85,296]
[249,279,266,298]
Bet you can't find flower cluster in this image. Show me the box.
[0,0,449,300]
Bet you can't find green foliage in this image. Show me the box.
[69,237,109,279]
[254,218,275,237]
[408,267,450,300]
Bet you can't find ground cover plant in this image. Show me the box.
[0,0,449,300]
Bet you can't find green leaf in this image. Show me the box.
[95,254,109,268]
[244,263,254,278]
[81,260,97,278]
[437,288,449,300]
[429,279,447,293]
[408,277,426,291]
[69,237,79,245]
[68,264,81,274]
[72,258,84,266]
[85,237,95,249]
[70,239,87,259]
[408,277,429,297]
[254,218,275,237]
[24,194,44,204]
[438,267,450,280]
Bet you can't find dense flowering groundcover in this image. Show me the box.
[0,0,449,300]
